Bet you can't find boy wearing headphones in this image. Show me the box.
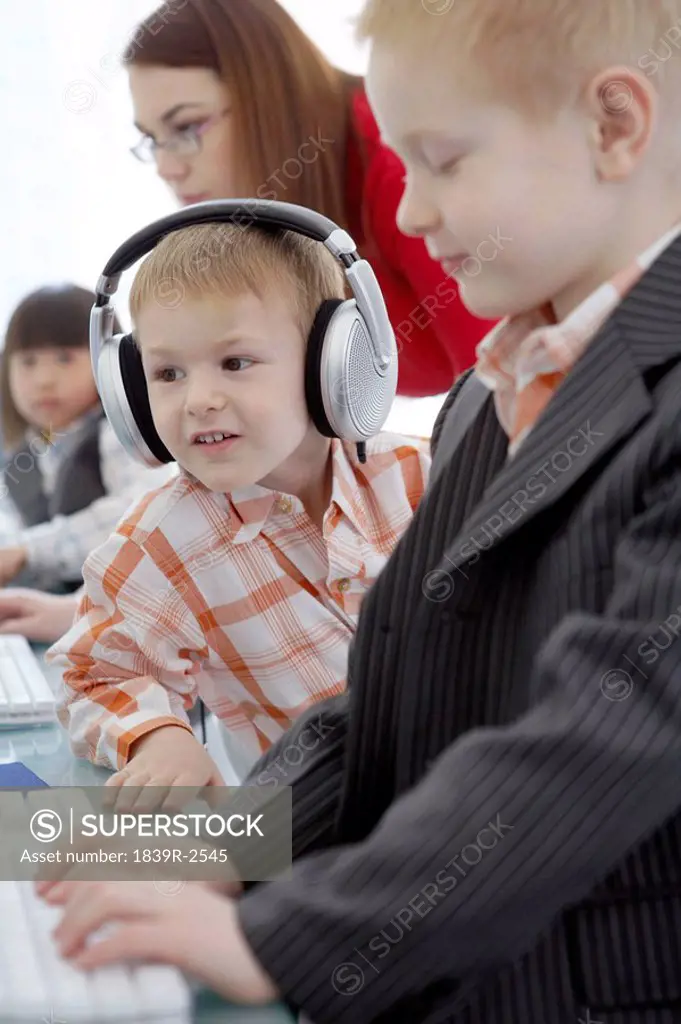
[48,220,429,791]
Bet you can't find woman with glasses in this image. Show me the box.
[124,0,497,397]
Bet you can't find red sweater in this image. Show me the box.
[345,90,497,397]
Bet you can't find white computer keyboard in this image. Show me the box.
[0,880,192,1022]
[0,635,56,727]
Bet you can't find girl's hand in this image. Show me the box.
[0,546,27,586]
[44,880,278,1005]
[0,587,78,641]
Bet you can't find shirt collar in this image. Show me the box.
[226,439,369,545]
[476,221,681,398]
[327,439,370,537]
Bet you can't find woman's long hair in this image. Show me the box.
[124,0,362,229]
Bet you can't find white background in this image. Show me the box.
[1,1,444,434]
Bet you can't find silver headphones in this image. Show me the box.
[90,199,398,466]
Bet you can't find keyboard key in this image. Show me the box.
[15,646,57,711]
[0,881,51,1017]
[89,958,144,1021]
[0,654,30,711]
[135,963,193,1019]
[23,883,95,1019]
[0,635,56,727]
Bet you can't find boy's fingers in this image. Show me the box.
[101,780,124,810]
[55,883,146,956]
[161,783,200,813]
[35,873,63,892]
[103,771,151,814]
[35,846,71,884]
[110,784,142,815]
[128,781,171,814]
[0,617,29,634]
[35,833,99,885]
[37,879,65,900]
[39,878,87,904]
[72,923,171,970]
[204,781,232,811]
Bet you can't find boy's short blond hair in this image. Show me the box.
[356,0,681,120]
[129,223,347,336]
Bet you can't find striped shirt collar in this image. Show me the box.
[211,438,370,545]
[475,222,681,454]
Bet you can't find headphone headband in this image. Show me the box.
[92,198,393,374]
[95,199,358,291]
[90,198,398,469]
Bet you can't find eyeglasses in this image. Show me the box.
[130,109,230,164]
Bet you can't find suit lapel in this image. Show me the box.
[435,228,681,573]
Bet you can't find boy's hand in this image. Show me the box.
[0,546,27,586]
[104,725,226,812]
[45,881,277,1005]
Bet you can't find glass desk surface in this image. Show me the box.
[0,646,296,1024]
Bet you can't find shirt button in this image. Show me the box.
[277,497,293,514]
[337,578,350,593]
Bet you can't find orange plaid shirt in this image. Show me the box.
[475,223,681,454]
[48,433,430,773]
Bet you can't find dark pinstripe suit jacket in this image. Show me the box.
[237,235,681,1024]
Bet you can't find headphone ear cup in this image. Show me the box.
[118,335,173,464]
[95,333,172,466]
[306,297,398,443]
[305,298,345,437]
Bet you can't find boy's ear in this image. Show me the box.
[584,66,657,181]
